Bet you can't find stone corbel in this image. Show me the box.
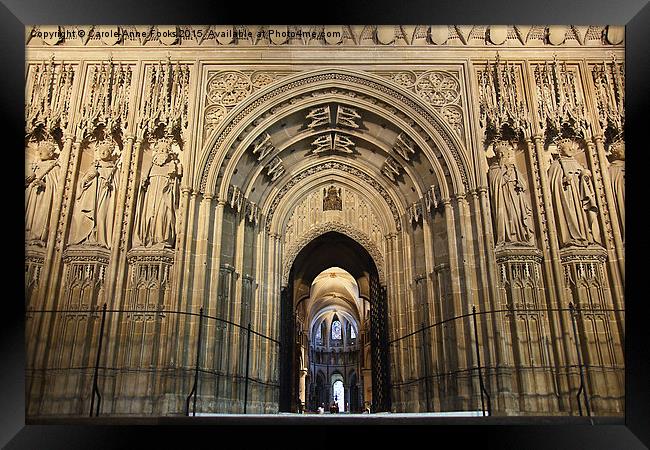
[392,133,417,162]
[423,185,442,216]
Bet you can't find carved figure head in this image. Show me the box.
[94,139,117,161]
[37,139,58,161]
[555,137,580,157]
[493,140,515,163]
[609,138,625,161]
[151,137,174,165]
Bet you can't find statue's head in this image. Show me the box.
[153,137,173,157]
[95,139,117,161]
[555,137,580,157]
[493,140,515,162]
[37,139,58,161]
[609,138,625,161]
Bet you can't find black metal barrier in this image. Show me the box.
[387,305,625,416]
[25,304,623,416]
[26,305,280,416]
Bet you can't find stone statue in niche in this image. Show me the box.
[69,138,121,248]
[133,137,183,249]
[25,139,60,246]
[548,137,601,248]
[608,138,625,242]
[323,185,342,211]
[487,141,535,246]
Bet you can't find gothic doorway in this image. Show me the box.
[280,231,390,413]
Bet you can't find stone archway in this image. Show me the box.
[281,231,390,413]
[282,221,386,287]
[193,67,473,415]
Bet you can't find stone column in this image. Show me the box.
[298,367,308,407]
[591,137,625,346]
[530,135,576,414]
[441,198,469,410]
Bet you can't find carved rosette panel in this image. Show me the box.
[207,71,252,106]
[282,222,385,286]
[203,70,292,137]
[377,70,465,140]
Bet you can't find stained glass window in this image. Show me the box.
[315,322,322,342]
[350,327,356,339]
[332,320,342,340]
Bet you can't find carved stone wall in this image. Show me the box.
[25,25,624,418]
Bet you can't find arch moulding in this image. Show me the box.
[282,221,385,287]
[197,67,472,199]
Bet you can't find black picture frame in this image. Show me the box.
[4,0,648,447]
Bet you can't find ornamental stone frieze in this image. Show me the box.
[27,25,624,48]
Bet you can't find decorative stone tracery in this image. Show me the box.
[282,221,385,286]
[266,160,402,234]
[204,70,293,136]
